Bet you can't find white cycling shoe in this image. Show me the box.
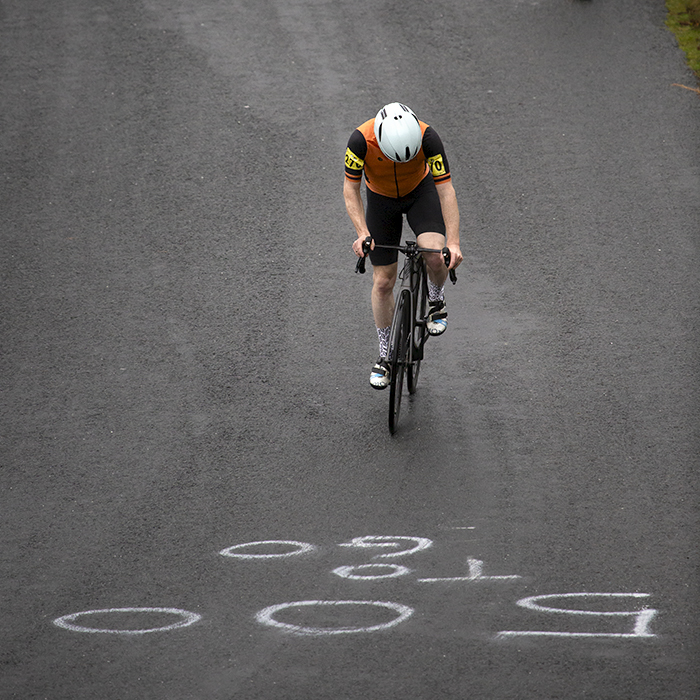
[370,358,391,390]
[427,298,448,336]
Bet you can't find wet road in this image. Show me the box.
[2,0,699,698]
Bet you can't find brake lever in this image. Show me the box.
[442,247,457,284]
[355,236,372,274]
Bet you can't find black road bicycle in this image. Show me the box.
[356,236,457,434]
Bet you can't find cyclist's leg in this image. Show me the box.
[371,262,398,330]
[366,188,402,353]
[369,262,397,389]
[415,231,447,286]
[406,178,449,334]
[406,177,447,285]
[415,232,448,335]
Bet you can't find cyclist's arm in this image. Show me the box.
[435,180,463,270]
[344,130,372,258]
[422,126,452,186]
[344,178,372,258]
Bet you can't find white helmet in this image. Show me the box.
[373,102,423,163]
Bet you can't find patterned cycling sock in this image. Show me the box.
[428,281,445,303]
[377,326,391,359]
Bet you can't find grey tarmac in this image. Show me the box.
[1,0,699,698]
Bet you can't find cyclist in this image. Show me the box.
[345,102,463,389]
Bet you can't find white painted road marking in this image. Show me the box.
[418,557,521,582]
[52,537,660,642]
[53,607,201,634]
[497,593,657,639]
[219,540,317,559]
[332,564,412,580]
[338,536,433,559]
[255,600,414,636]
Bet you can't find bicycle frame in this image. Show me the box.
[355,237,456,433]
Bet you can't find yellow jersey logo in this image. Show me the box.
[345,148,364,171]
[428,154,446,178]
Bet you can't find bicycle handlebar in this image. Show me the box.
[355,236,457,284]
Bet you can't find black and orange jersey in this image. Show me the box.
[344,118,451,198]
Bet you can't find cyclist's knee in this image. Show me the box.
[424,251,444,273]
[417,231,445,248]
[372,266,397,296]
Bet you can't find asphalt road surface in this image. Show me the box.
[2,0,699,698]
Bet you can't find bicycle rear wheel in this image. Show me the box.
[388,289,411,434]
[407,259,428,395]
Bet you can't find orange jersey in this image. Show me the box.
[344,118,451,198]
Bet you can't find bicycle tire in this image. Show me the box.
[388,289,411,434]
[407,258,428,394]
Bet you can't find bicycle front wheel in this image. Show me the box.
[407,258,428,394]
[388,289,411,434]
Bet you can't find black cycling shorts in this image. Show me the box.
[365,175,446,267]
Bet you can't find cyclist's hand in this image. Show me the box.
[353,235,373,258]
[446,243,463,270]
